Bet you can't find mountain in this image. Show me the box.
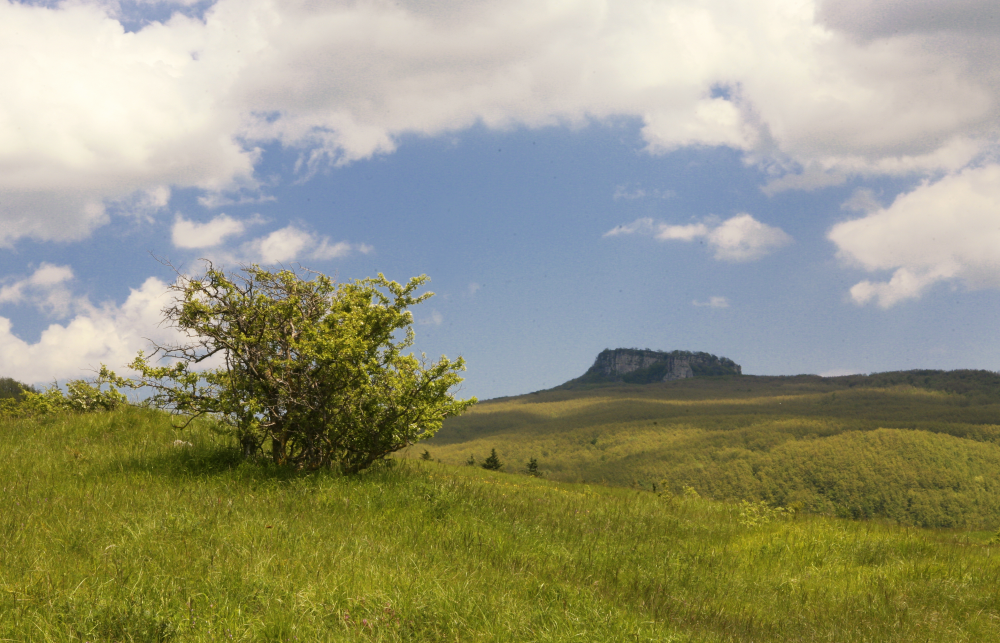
[561,348,741,387]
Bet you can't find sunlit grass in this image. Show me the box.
[2,407,1000,641]
[423,376,1000,528]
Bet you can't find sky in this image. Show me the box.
[2,0,1000,400]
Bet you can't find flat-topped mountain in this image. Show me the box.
[563,348,741,387]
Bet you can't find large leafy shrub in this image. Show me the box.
[118,264,475,472]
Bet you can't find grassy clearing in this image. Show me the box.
[422,374,1000,528]
[2,407,1000,641]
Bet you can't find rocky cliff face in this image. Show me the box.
[575,348,741,385]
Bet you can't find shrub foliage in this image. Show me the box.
[121,263,475,472]
[0,375,126,418]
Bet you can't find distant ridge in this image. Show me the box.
[562,348,741,388]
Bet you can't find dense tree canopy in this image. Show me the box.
[121,264,475,472]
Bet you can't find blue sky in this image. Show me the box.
[2,0,1000,399]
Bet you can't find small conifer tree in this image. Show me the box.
[420,449,432,460]
[481,448,502,471]
[526,457,540,476]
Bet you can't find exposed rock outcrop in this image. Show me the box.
[568,348,741,386]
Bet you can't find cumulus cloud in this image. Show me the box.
[708,214,793,261]
[0,276,180,384]
[0,1,256,244]
[4,0,1000,243]
[693,296,730,308]
[0,263,77,317]
[829,164,1000,307]
[607,213,791,262]
[172,213,250,248]
[817,0,1000,41]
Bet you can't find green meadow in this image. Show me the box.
[0,374,1000,643]
[423,371,1000,529]
[3,372,1000,641]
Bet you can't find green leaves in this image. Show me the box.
[0,370,127,419]
[123,263,475,471]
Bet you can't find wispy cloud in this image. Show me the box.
[613,183,675,201]
[692,296,730,308]
[606,213,792,262]
[172,213,257,249]
[840,188,882,214]
[419,310,443,326]
[210,225,374,265]
[761,167,847,196]
[604,218,655,237]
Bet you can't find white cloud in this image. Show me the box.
[245,226,315,264]
[0,1,256,244]
[708,214,793,261]
[215,225,372,265]
[829,164,1000,307]
[840,188,882,214]
[312,239,353,260]
[4,0,1000,243]
[0,263,77,317]
[607,213,791,262]
[655,223,711,242]
[110,186,173,221]
[172,213,248,248]
[693,296,730,308]
[604,218,655,237]
[0,276,181,384]
[761,167,847,196]
[847,269,954,309]
[468,282,481,296]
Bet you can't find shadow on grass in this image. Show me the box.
[109,439,415,489]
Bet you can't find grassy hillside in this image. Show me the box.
[422,371,1000,528]
[3,407,1000,641]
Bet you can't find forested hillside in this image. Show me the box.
[423,370,1000,528]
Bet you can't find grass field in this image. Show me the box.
[3,406,1000,641]
[422,371,1000,528]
